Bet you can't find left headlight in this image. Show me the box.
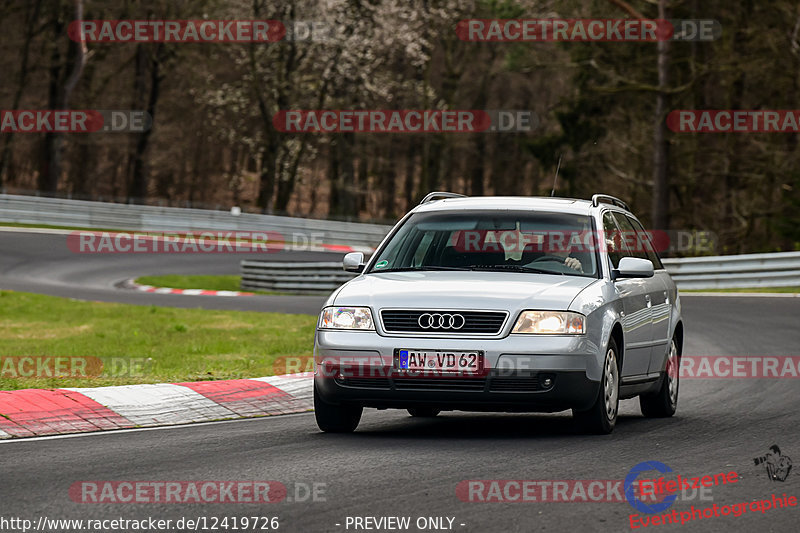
[319,307,375,330]
[512,311,585,335]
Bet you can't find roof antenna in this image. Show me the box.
[550,154,562,197]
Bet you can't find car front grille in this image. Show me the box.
[335,376,392,389]
[333,375,487,392]
[380,310,507,334]
[334,374,555,393]
[393,377,487,392]
[488,372,555,392]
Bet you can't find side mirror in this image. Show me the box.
[612,257,654,280]
[343,252,365,273]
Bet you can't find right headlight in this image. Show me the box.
[318,306,375,330]
[512,311,585,335]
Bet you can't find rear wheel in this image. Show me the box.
[640,338,679,418]
[407,407,441,418]
[314,385,362,433]
[573,337,620,434]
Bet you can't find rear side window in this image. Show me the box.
[602,212,624,268]
[610,212,649,261]
[626,216,664,269]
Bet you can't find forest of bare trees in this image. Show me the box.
[1,0,799,255]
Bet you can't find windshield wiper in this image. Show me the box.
[465,264,564,275]
[372,265,472,273]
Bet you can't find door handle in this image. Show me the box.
[645,294,652,308]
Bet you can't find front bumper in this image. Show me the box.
[314,330,603,412]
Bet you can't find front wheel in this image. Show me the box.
[314,385,362,433]
[640,338,679,418]
[573,337,620,434]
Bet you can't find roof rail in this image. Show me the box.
[420,191,467,205]
[591,194,630,212]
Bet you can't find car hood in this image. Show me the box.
[332,271,597,311]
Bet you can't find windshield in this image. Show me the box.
[368,210,598,277]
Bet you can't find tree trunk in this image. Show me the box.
[129,43,164,202]
[403,141,417,212]
[257,146,277,212]
[329,133,357,217]
[381,140,398,218]
[0,0,41,186]
[356,149,368,215]
[652,0,671,230]
[275,134,310,213]
[38,0,87,194]
[469,135,486,196]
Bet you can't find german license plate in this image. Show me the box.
[396,350,481,373]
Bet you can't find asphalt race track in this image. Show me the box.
[1,229,799,532]
[0,228,337,313]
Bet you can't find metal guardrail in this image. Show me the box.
[661,251,800,290]
[241,261,357,294]
[0,194,391,248]
[241,252,800,294]
[1,194,796,292]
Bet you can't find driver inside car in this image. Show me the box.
[551,248,584,272]
[484,226,587,274]
[527,231,585,273]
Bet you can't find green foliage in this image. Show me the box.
[1,0,798,253]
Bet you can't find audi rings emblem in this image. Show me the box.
[417,313,466,330]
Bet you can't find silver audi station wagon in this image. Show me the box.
[313,193,683,434]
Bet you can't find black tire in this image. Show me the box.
[407,407,441,418]
[573,337,620,435]
[314,385,362,433]
[640,338,679,418]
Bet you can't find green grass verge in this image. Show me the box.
[683,287,800,293]
[0,290,315,390]
[136,274,243,292]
